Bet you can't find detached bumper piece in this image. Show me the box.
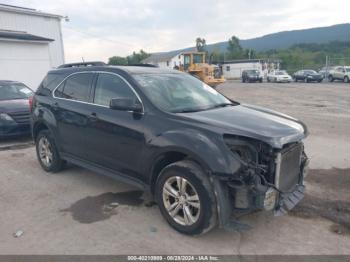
[274,185,305,216]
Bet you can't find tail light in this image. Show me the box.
[29,96,34,112]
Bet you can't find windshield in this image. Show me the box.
[275,71,287,75]
[133,73,233,113]
[0,83,33,101]
[304,70,317,74]
[247,70,259,74]
[193,54,204,64]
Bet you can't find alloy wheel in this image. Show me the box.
[38,137,53,167]
[162,176,201,226]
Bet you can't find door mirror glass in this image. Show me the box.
[110,98,142,113]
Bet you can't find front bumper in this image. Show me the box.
[276,78,292,82]
[274,185,305,216]
[248,76,263,82]
[0,123,31,138]
[207,77,225,87]
[307,76,323,81]
[226,148,309,213]
[213,144,309,231]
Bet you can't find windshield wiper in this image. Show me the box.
[210,103,234,109]
[173,108,204,113]
[173,103,234,113]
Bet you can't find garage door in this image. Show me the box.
[0,40,51,89]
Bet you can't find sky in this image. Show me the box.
[3,0,350,63]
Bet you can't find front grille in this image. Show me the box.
[275,143,303,192]
[8,111,30,124]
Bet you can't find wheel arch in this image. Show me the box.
[149,148,212,195]
[32,121,50,141]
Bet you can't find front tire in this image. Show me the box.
[35,130,64,172]
[344,76,349,83]
[155,160,217,235]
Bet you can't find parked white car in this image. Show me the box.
[267,70,292,83]
[328,66,350,83]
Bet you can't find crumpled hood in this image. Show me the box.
[179,104,308,148]
[0,99,29,114]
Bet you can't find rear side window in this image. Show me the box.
[93,73,136,107]
[37,73,65,96]
[55,73,94,102]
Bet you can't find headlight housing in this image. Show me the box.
[0,113,14,122]
[224,136,258,165]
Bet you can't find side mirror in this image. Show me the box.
[109,98,143,113]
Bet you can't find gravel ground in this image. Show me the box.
[0,80,349,255]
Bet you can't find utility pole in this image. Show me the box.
[325,55,329,81]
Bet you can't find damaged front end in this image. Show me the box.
[214,135,309,230]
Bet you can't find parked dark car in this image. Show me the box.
[0,80,33,138]
[31,62,309,235]
[293,70,323,82]
[242,69,263,83]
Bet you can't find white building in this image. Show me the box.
[142,51,189,69]
[0,4,64,89]
[220,59,281,79]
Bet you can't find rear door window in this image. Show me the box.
[55,73,94,102]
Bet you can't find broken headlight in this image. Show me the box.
[224,136,258,166]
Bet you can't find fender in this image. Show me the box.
[146,128,244,230]
[32,98,61,148]
[145,128,241,181]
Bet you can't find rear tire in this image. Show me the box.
[155,160,217,235]
[35,130,64,173]
[328,75,334,82]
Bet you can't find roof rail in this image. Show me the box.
[57,61,107,68]
[128,63,158,68]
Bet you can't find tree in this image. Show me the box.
[108,49,150,66]
[108,56,128,65]
[227,36,243,59]
[209,48,225,63]
[244,48,256,59]
[196,37,206,52]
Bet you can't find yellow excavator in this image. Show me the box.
[177,52,225,88]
